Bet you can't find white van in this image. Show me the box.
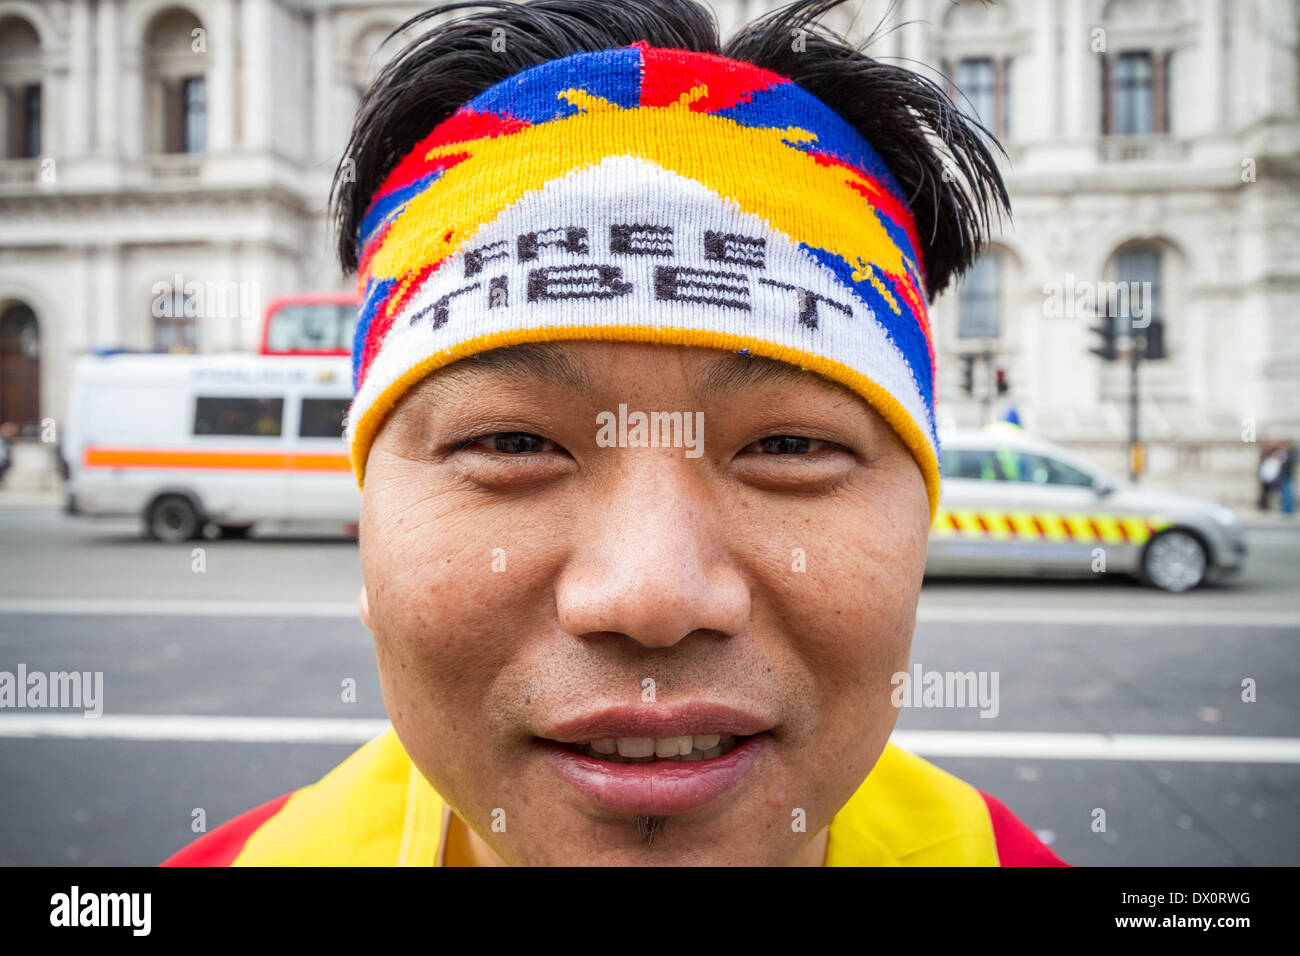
[63,351,358,541]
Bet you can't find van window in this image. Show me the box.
[193,397,283,437]
[299,397,350,439]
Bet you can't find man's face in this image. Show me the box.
[359,340,930,864]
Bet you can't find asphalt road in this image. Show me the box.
[1,509,1296,866]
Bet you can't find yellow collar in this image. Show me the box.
[231,728,998,866]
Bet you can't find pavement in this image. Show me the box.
[0,509,1296,866]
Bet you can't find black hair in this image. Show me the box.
[330,0,1010,300]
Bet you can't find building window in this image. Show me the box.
[952,57,1011,139]
[1110,246,1166,359]
[1,16,44,159]
[1002,58,1012,141]
[956,58,995,129]
[144,9,207,155]
[0,302,40,432]
[182,76,205,153]
[1104,50,1170,136]
[153,311,199,352]
[5,83,41,158]
[10,82,40,157]
[957,254,1001,339]
[1114,52,1152,135]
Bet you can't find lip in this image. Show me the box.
[538,702,773,744]
[538,734,771,815]
[535,703,775,816]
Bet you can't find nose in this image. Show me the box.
[555,461,750,649]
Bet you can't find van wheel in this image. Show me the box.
[147,495,202,543]
[1141,529,1208,592]
[218,523,252,539]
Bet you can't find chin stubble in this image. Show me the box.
[635,814,668,847]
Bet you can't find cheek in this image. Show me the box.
[745,464,927,753]
[358,470,555,742]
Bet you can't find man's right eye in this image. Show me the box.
[459,432,556,455]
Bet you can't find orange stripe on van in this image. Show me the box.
[83,447,351,472]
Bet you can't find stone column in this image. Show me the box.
[207,0,236,151]
[95,0,120,154]
[240,0,273,150]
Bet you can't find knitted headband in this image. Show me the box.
[347,41,941,517]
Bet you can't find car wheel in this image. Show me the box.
[147,495,202,544]
[1142,529,1208,592]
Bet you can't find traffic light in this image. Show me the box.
[995,368,1009,395]
[961,354,975,396]
[1089,319,1117,361]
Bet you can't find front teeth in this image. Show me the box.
[580,735,737,761]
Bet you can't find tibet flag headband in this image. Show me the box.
[347,41,942,517]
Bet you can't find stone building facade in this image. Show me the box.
[1,0,1296,504]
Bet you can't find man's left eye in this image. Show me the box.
[743,436,842,455]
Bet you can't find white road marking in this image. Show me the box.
[1,714,1298,763]
[0,598,359,618]
[0,597,1294,628]
[0,714,390,743]
[890,730,1300,763]
[915,605,1297,629]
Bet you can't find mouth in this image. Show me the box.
[535,704,774,816]
[552,734,749,763]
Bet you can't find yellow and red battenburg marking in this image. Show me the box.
[933,509,1170,545]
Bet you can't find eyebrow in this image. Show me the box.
[427,342,817,400]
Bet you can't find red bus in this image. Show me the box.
[259,292,359,357]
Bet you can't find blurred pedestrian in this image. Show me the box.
[0,422,16,485]
[1279,441,1297,516]
[1258,445,1284,511]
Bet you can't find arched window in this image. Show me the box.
[0,302,40,431]
[143,8,207,154]
[1109,244,1166,360]
[1099,0,1179,139]
[0,16,43,159]
[957,253,1002,340]
[938,0,1018,141]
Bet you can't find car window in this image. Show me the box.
[1006,452,1095,487]
[940,448,1002,481]
[1046,457,1095,487]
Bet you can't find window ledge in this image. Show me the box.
[1098,136,1188,162]
[0,158,41,186]
[139,154,204,180]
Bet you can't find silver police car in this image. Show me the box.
[926,426,1247,591]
